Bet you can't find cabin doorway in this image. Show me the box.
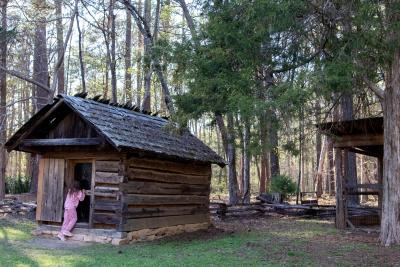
[66,160,94,227]
[74,163,92,223]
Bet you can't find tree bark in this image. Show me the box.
[216,113,239,205]
[341,92,358,206]
[141,0,152,111]
[314,137,326,197]
[326,138,335,196]
[0,0,8,200]
[33,0,50,111]
[242,120,251,204]
[31,0,49,193]
[268,111,280,178]
[110,0,117,103]
[124,0,132,103]
[135,0,143,107]
[55,0,64,94]
[380,20,400,244]
[76,13,86,92]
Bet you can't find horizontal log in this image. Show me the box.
[95,186,119,194]
[128,157,211,176]
[333,134,383,148]
[346,191,380,195]
[94,192,118,198]
[22,138,102,146]
[94,200,121,212]
[95,171,124,184]
[93,213,120,225]
[96,160,120,173]
[127,168,209,185]
[123,194,209,206]
[347,183,382,190]
[123,205,208,219]
[120,181,209,195]
[119,213,210,231]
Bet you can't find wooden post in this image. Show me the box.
[377,157,383,221]
[335,148,346,229]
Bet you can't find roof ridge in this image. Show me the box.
[58,94,170,123]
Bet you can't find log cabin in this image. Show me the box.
[5,94,225,244]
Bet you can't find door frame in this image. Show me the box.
[66,159,95,228]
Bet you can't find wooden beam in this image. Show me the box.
[335,148,346,229]
[333,134,383,148]
[119,213,210,231]
[346,183,382,190]
[347,147,382,158]
[122,194,209,205]
[21,138,102,147]
[8,100,65,151]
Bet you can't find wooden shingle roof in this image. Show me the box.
[6,94,226,166]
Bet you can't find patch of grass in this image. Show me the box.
[0,218,35,241]
[0,217,399,267]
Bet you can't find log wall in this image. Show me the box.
[92,159,125,229]
[119,157,211,232]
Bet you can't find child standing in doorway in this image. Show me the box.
[58,181,85,241]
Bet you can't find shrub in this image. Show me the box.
[5,176,30,194]
[270,175,297,198]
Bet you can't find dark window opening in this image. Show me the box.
[74,163,92,223]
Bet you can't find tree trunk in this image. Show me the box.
[216,113,238,205]
[141,0,152,111]
[31,0,49,193]
[315,138,326,197]
[326,138,335,196]
[242,120,251,204]
[380,40,400,245]
[110,0,117,103]
[268,111,280,179]
[33,0,49,111]
[76,13,86,92]
[124,0,132,103]
[55,0,64,94]
[341,92,358,206]
[135,0,143,107]
[0,0,8,200]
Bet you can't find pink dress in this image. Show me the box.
[60,190,85,234]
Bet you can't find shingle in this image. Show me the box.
[61,95,225,166]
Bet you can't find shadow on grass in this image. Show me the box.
[0,219,40,267]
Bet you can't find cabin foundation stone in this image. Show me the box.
[33,222,211,245]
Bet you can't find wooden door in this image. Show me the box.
[36,158,65,222]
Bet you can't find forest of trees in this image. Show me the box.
[0,0,400,245]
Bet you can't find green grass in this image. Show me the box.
[1,217,399,267]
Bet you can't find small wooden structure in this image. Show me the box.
[5,94,225,244]
[318,117,383,229]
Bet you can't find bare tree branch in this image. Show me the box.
[118,0,175,115]
[362,76,385,101]
[49,0,79,96]
[174,0,198,44]
[0,65,51,92]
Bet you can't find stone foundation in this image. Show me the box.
[33,222,211,245]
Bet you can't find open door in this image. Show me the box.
[36,158,65,222]
[65,160,94,227]
[74,163,92,223]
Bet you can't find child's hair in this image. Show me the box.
[69,180,82,195]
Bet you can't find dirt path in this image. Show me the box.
[22,237,93,250]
